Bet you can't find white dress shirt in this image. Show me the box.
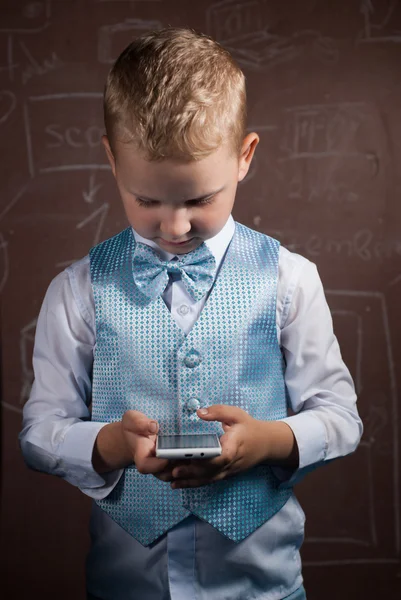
[19,215,363,600]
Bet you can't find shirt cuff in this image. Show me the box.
[58,421,124,498]
[272,411,328,488]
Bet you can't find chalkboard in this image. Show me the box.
[1,1,401,598]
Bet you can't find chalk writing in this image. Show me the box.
[19,40,63,85]
[287,176,360,204]
[268,229,401,261]
[24,93,106,175]
[45,124,103,148]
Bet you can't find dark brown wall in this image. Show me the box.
[1,1,401,598]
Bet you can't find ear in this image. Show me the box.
[238,133,259,182]
[102,135,116,178]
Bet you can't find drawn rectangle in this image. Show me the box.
[98,19,162,64]
[24,93,107,176]
[207,0,267,45]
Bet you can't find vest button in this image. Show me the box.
[186,397,200,412]
[183,349,202,368]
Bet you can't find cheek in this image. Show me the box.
[200,202,233,229]
[121,197,158,232]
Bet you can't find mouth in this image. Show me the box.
[159,238,193,246]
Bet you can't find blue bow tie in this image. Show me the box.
[132,241,217,301]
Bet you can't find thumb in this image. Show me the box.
[122,410,159,437]
[196,404,245,425]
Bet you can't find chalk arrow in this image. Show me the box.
[82,172,103,204]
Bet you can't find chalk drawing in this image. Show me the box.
[279,103,368,161]
[296,290,399,562]
[1,402,23,415]
[327,289,399,556]
[82,172,103,204]
[358,0,401,44]
[0,184,29,223]
[20,317,37,404]
[389,274,401,286]
[96,0,162,2]
[56,203,110,268]
[0,90,16,125]
[207,0,339,71]
[98,19,162,64]
[0,232,9,293]
[19,40,63,85]
[0,36,19,81]
[24,93,107,176]
[0,0,51,33]
[76,202,110,246]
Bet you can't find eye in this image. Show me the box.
[135,198,158,207]
[135,196,215,208]
[188,196,215,207]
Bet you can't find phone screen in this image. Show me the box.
[157,434,219,449]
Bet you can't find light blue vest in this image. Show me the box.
[90,222,292,546]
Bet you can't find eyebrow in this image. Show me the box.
[133,186,225,203]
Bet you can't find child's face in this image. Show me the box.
[103,133,259,254]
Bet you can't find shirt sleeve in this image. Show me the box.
[18,257,124,499]
[272,248,363,488]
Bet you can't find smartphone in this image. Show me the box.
[156,433,222,459]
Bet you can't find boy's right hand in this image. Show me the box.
[121,410,174,479]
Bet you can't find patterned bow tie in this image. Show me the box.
[132,241,217,301]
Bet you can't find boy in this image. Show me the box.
[19,28,363,600]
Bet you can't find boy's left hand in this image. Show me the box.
[161,405,277,489]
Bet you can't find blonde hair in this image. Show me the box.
[104,27,247,161]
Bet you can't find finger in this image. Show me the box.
[171,463,214,480]
[134,439,169,474]
[196,405,247,425]
[122,409,159,437]
[136,454,169,474]
[153,468,175,482]
[152,461,178,482]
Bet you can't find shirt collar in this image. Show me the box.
[131,214,235,271]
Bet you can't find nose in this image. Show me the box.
[159,206,191,239]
